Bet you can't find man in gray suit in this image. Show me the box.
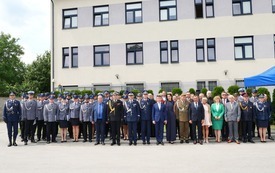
[225,95,241,144]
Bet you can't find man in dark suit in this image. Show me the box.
[3,92,22,147]
[221,92,229,141]
[92,94,108,145]
[152,94,167,145]
[189,96,205,145]
[240,93,255,143]
[107,92,124,146]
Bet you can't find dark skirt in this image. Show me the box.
[59,120,68,128]
[70,118,80,126]
[257,120,268,128]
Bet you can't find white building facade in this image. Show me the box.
[51,0,275,94]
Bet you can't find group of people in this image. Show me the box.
[2,88,273,147]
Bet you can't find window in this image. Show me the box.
[207,38,216,61]
[196,39,205,62]
[195,0,203,18]
[274,35,275,57]
[126,2,142,24]
[63,9,77,29]
[170,41,179,63]
[62,48,69,68]
[126,43,143,65]
[234,36,254,60]
[93,6,109,26]
[208,81,217,91]
[126,83,144,92]
[94,45,110,66]
[235,80,244,88]
[161,82,179,92]
[206,0,214,17]
[71,47,78,68]
[159,0,177,21]
[93,85,110,92]
[273,0,275,13]
[232,0,252,16]
[197,81,206,91]
[160,41,169,63]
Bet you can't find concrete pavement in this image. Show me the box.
[0,122,275,173]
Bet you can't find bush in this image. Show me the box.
[158,89,164,93]
[271,89,275,125]
[172,88,182,95]
[70,90,81,95]
[119,90,125,96]
[227,85,240,95]
[246,88,252,97]
[81,90,93,96]
[131,89,140,96]
[109,90,115,93]
[257,87,271,101]
[201,88,208,96]
[189,88,196,95]
[212,86,225,97]
[94,90,102,96]
[147,90,154,95]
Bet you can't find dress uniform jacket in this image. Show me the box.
[140,99,153,121]
[43,103,58,122]
[57,103,69,121]
[22,100,37,120]
[3,99,22,122]
[36,101,44,121]
[107,99,124,122]
[254,102,270,121]
[69,102,81,119]
[175,100,190,122]
[124,100,141,122]
[240,101,254,122]
[80,103,92,122]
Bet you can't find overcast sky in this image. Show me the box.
[0,0,50,64]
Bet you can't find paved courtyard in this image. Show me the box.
[0,122,275,173]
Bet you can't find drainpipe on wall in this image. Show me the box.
[51,0,55,92]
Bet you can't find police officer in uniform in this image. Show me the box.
[239,93,255,143]
[124,92,140,146]
[249,89,258,137]
[3,92,22,147]
[80,95,93,143]
[36,93,46,141]
[22,91,37,145]
[20,93,27,142]
[43,96,58,144]
[140,91,154,145]
[107,92,124,146]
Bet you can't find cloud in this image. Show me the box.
[0,0,50,64]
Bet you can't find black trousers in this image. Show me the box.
[6,121,19,142]
[111,121,121,143]
[20,120,25,140]
[37,120,46,140]
[242,121,252,140]
[189,123,193,140]
[268,121,272,137]
[46,122,57,142]
[68,121,73,138]
[105,123,110,138]
[137,120,141,139]
[176,119,180,139]
[192,121,202,141]
[83,122,92,141]
[141,120,151,143]
[222,121,229,140]
[96,120,105,143]
[24,120,35,142]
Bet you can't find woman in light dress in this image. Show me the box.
[202,97,212,143]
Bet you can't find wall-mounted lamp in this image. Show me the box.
[115,74,119,79]
[224,70,228,76]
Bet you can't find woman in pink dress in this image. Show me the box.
[202,97,212,143]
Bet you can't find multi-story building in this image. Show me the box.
[51,0,275,94]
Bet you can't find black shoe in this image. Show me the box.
[13,142,17,146]
[193,141,197,145]
[243,139,247,143]
[199,141,203,145]
[147,142,150,145]
[111,143,115,146]
[156,142,160,145]
[52,140,57,143]
[89,140,92,143]
[129,142,133,146]
[8,143,12,147]
[248,140,255,143]
[83,140,87,143]
[268,136,274,141]
[21,139,24,142]
[94,142,100,145]
[185,140,189,144]
[31,140,37,143]
[102,142,105,145]
[117,143,121,146]
[161,142,164,145]
[134,142,137,146]
[46,141,50,144]
[24,142,28,145]
[142,141,146,145]
[180,140,184,144]
[37,139,41,142]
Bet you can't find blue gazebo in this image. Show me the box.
[244,66,275,87]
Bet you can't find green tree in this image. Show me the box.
[172,88,182,95]
[189,88,196,95]
[201,88,208,95]
[23,51,51,93]
[0,32,25,96]
[257,87,271,101]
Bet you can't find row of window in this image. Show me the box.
[63,80,246,93]
[62,35,262,68]
[63,0,275,29]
